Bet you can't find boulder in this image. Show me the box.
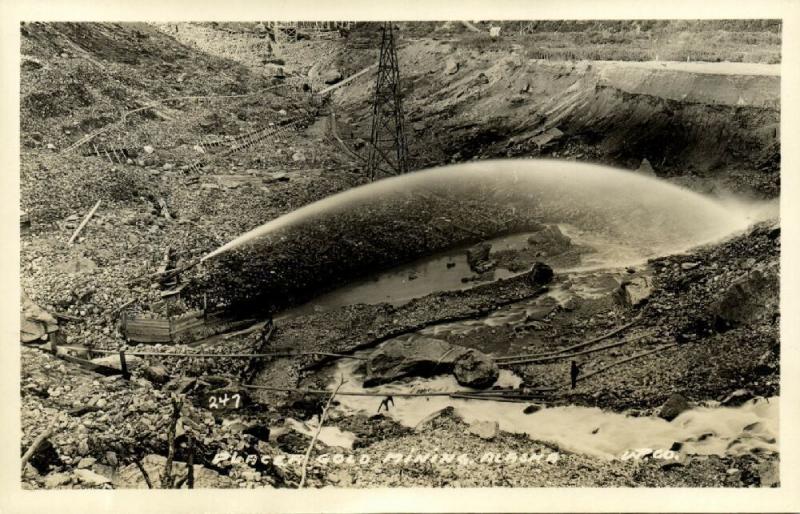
[44,472,72,488]
[141,364,170,385]
[527,262,554,286]
[453,349,499,389]
[20,290,59,343]
[413,406,455,432]
[222,418,249,433]
[74,468,112,486]
[265,171,290,182]
[105,451,119,467]
[658,393,690,421]
[473,260,496,274]
[444,57,459,75]
[468,420,499,440]
[77,457,97,469]
[614,276,652,308]
[466,242,492,271]
[364,337,469,387]
[709,269,777,330]
[322,70,343,85]
[523,404,542,415]
[527,225,571,255]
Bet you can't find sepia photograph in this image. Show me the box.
[6,1,798,509]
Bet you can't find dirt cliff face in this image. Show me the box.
[332,42,780,197]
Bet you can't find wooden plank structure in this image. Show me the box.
[265,21,354,44]
[81,143,137,164]
[121,309,207,344]
[120,309,253,344]
[121,312,173,343]
[170,310,207,337]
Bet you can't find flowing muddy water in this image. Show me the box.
[324,355,778,460]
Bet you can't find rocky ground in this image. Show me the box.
[19,22,781,489]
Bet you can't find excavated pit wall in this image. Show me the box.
[333,44,780,187]
[537,61,781,174]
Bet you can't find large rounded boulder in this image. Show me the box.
[364,336,469,387]
[453,349,499,389]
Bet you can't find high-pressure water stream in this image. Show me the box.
[201,159,767,263]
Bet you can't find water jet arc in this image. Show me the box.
[200,159,753,268]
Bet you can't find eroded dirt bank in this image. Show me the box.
[329,40,779,195]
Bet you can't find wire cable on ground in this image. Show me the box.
[240,383,554,399]
[497,332,652,367]
[495,314,642,364]
[87,348,367,360]
[566,343,679,387]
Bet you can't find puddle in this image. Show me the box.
[276,226,644,322]
[277,231,536,319]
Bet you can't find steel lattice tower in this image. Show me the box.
[366,22,409,181]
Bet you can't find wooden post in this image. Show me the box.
[21,429,53,471]
[162,396,183,488]
[68,200,101,245]
[121,311,128,342]
[135,459,153,488]
[119,350,130,378]
[299,375,345,488]
[187,435,195,489]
